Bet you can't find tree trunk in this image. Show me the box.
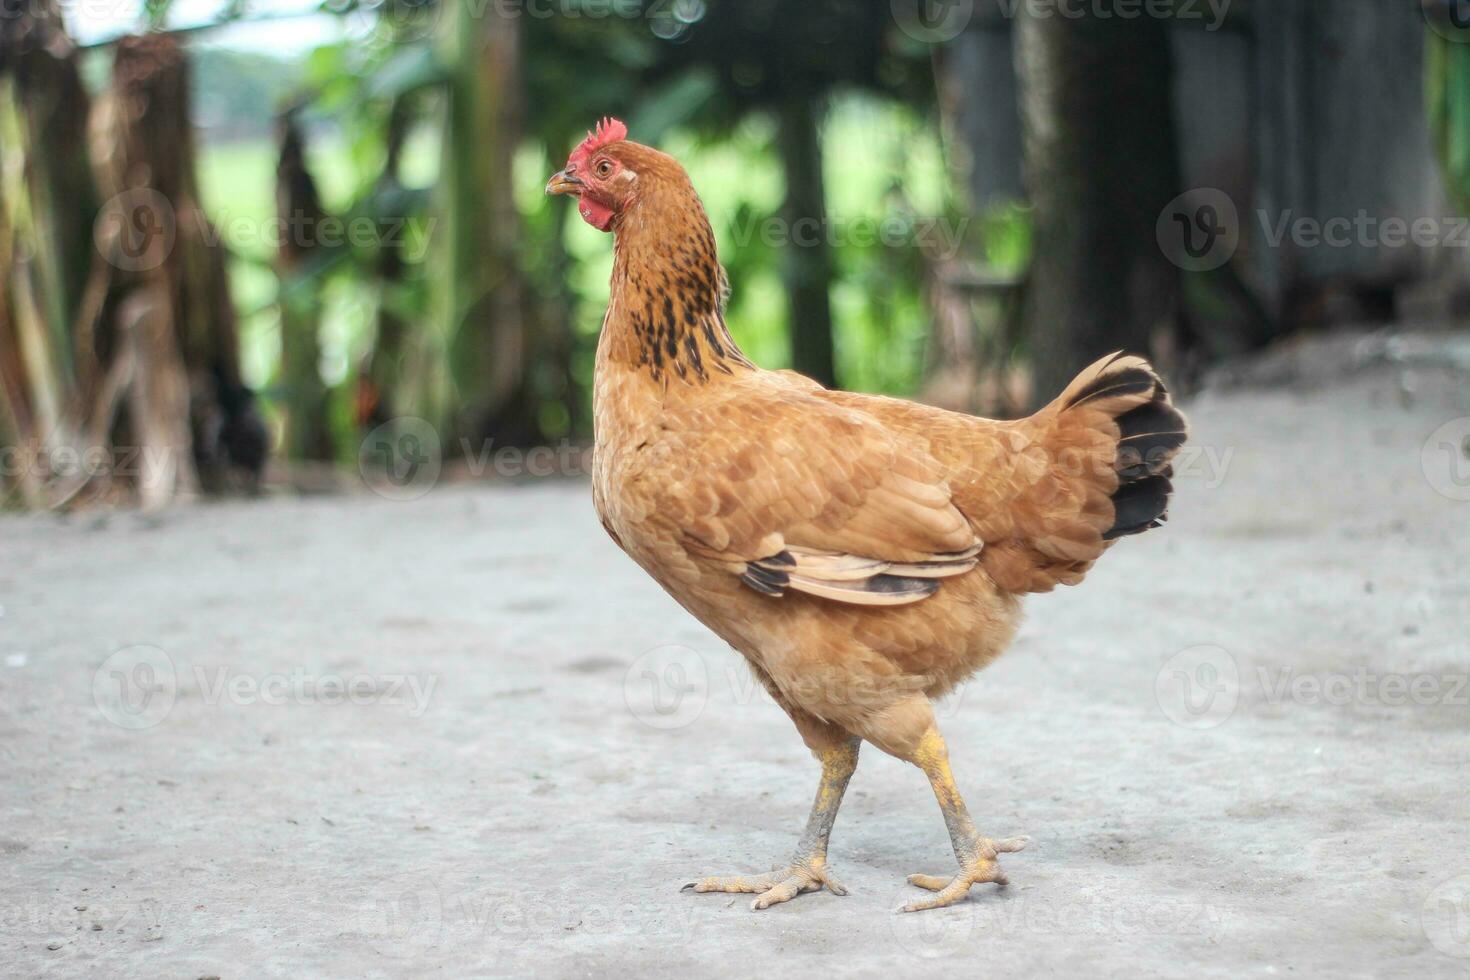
[0,191,46,507]
[776,96,837,389]
[92,34,262,498]
[274,111,333,462]
[441,0,536,446]
[934,3,1025,212]
[1015,10,1182,405]
[1,0,96,378]
[359,96,411,432]
[0,0,97,503]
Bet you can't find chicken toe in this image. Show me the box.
[683,858,846,910]
[899,836,1029,912]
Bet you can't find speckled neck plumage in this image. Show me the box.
[603,179,752,384]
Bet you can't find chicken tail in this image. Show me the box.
[980,351,1188,593]
[1058,351,1188,540]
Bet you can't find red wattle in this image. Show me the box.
[577,197,616,232]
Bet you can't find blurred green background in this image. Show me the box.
[1,0,1464,505]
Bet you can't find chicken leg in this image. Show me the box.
[899,724,1028,913]
[683,736,859,910]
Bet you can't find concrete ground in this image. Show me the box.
[3,333,1470,978]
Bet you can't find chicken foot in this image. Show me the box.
[682,737,859,910]
[900,725,1028,913]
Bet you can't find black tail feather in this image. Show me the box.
[1104,470,1174,540]
[1115,399,1189,480]
[1092,362,1187,540]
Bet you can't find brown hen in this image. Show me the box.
[547,119,1187,912]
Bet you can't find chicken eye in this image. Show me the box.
[595,159,614,178]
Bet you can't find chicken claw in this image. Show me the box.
[683,738,859,911]
[899,835,1029,912]
[683,858,848,911]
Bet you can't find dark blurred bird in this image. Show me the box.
[194,364,268,494]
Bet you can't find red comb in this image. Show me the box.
[567,117,628,170]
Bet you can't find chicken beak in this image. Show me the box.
[545,170,582,196]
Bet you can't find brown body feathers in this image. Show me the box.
[578,133,1187,734]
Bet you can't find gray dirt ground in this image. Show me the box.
[3,334,1470,978]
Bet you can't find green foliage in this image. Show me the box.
[1427,30,1470,211]
[194,0,964,460]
